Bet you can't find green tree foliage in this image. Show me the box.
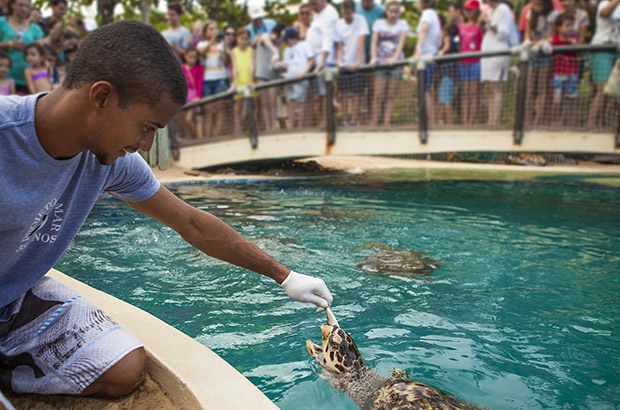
[32,0,528,41]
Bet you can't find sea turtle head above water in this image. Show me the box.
[306,323,365,375]
[306,318,489,410]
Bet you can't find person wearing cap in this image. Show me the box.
[459,0,483,124]
[281,26,315,128]
[246,4,276,46]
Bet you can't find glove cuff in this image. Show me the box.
[280,270,296,288]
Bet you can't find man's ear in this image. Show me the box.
[89,81,115,109]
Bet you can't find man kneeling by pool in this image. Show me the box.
[0,21,333,399]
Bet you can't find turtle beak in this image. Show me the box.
[306,339,323,358]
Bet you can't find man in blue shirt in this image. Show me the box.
[246,4,277,46]
[0,20,332,402]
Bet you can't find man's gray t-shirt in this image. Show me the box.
[0,95,161,308]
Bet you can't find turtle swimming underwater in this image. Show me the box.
[306,316,487,410]
[356,243,441,277]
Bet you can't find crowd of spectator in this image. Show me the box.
[166,0,618,137]
[0,0,94,95]
[1,0,619,135]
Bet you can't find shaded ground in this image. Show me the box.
[3,373,178,410]
[209,159,339,176]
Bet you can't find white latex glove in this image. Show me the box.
[281,270,333,311]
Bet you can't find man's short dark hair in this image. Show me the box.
[341,0,355,10]
[63,20,187,108]
[168,3,183,15]
[50,0,67,6]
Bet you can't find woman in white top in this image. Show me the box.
[370,0,409,127]
[587,0,620,128]
[480,0,515,125]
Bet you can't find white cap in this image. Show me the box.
[248,4,265,19]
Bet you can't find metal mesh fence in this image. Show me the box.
[178,45,619,146]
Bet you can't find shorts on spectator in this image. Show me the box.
[552,74,578,98]
[0,276,142,395]
[588,51,617,84]
[203,78,229,97]
[338,71,364,93]
[438,76,455,104]
[459,62,481,82]
[286,80,309,103]
[314,76,326,97]
[421,63,436,92]
[374,66,403,79]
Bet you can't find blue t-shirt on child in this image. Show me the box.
[0,94,161,309]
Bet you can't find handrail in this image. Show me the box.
[178,44,619,156]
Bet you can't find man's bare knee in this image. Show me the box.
[81,347,146,398]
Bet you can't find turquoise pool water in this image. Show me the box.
[57,170,620,409]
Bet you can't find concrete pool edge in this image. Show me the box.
[46,269,278,410]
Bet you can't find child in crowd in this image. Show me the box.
[335,0,369,127]
[554,0,589,43]
[370,0,409,127]
[191,21,204,47]
[280,27,314,129]
[23,43,53,94]
[437,22,460,125]
[231,29,255,134]
[182,46,204,139]
[197,20,230,137]
[459,0,482,125]
[42,43,61,88]
[551,13,579,125]
[0,52,15,96]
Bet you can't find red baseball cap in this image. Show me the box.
[464,0,480,9]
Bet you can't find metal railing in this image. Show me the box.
[176,44,620,152]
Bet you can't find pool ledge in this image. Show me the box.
[46,268,278,410]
